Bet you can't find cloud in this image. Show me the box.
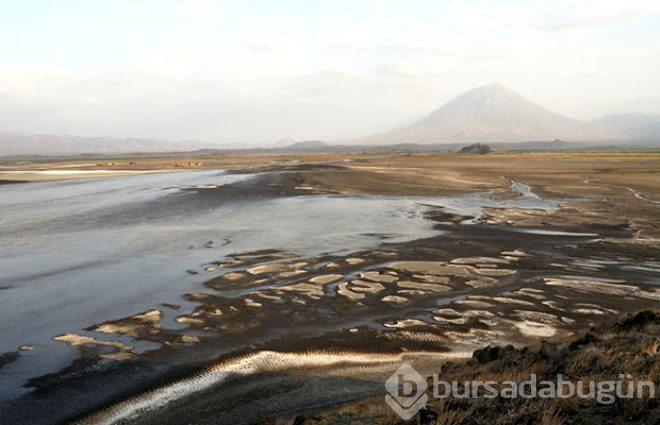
[534,0,660,31]
[244,37,303,54]
[0,0,658,143]
[329,44,449,55]
[180,0,221,17]
[129,3,154,17]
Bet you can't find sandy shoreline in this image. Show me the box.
[2,151,659,198]
[0,168,186,182]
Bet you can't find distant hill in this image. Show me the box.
[271,138,297,148]
[3,86,657,156]
[0,133,209,156]
[591,114,660,141]
[282,140,328,150]
[345,84,625,145]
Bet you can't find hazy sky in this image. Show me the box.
[1,0,659,145]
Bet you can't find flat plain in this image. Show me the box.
[1,151,659,424]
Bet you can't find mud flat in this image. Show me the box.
[0,152,659,424]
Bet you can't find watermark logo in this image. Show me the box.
[384,364,428,420]
[384,364,656,420]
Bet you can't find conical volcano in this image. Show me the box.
[349,84,621,144]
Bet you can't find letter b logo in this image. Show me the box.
[399,374,418,397]
[385,364,428,420]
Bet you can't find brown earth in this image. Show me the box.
[2,151,659,425]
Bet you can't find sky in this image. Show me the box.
[0,0,659,146]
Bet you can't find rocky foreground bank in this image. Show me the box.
[264,309,659,425]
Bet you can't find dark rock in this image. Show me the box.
[615,310,660,331]
[538,341,559,359]
[418,406,439,425]
[473,345,501,363]
[459,143,492,154]
[568,332,599,350]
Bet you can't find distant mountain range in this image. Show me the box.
[0,84,658,156]
[345,84,634,145]
[590,113,660,141]
[0,133,209,157]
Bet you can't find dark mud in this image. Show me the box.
[1,164,659,425]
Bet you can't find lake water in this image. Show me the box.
[0,170,557,401]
